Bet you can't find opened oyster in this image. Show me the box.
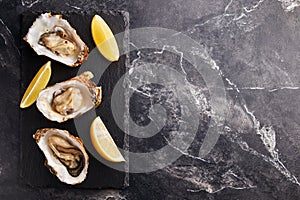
[33,128,89,185]
[36,71,101,123]
[24,13,89,67]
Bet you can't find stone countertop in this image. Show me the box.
[1,0,300,199]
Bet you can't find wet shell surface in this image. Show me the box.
[33,128,89,185]
[36,71,102,123]
[24,13,89,67]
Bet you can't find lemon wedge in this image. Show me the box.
[90,116,125,162]
[91,14,120,62]
[20,61,51,108]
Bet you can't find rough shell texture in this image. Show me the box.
[24,13,89,67]
[36,71,102,123]
[33,128,89,185]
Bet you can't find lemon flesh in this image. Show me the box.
[20,61,51,108]
[90,116,125,162]
[91,14,120,62]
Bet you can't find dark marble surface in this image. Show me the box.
[1,0,300,199]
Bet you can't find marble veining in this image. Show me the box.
[1,0,300,199]
[21,0,40,8]
[127,34,300,194]
[186,0,266,33]
[278,0,300,11]
[125,1,300,198]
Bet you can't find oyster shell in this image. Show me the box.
[33,128,89,185]
[24,13,89,67]
[36,71,101,123]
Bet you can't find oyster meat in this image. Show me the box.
[33,128,89,185]
[36,71,101,123]
[24,13,89,67]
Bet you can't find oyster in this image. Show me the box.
[24,13,89,67]
[33,128,89,185]
[36,71,101,123]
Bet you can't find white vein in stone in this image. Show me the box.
[225,78,241,93]
[162,135,209,163]
[227,103,300,185]
[21,0,40,8]
[0,22,20,70]
[190,47,220,71]
[154,45,186,75]
[224,0,235,14]
[0,19,14,41]
[229,132,300,186]
[243,0,266,13]
[187,185,256,194]
[188,0,266,33]
[65,3,82,10]
[262,55,293,85]
[129,86,152,98]
[128,30,300,190]
[129,42,142,68]
[277,0,300,12]
[193,44,300,186]
[268,86,300,92]
[0,33,7,45]
[169,166,255,193]
[187,37,298,187]
[184,39,299,187]
[226,86,300,91]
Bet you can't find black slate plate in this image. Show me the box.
[20,11,128,189]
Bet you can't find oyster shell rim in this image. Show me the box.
[36,71,102,123]
[23,12,89,67]
[33,128,89,185]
